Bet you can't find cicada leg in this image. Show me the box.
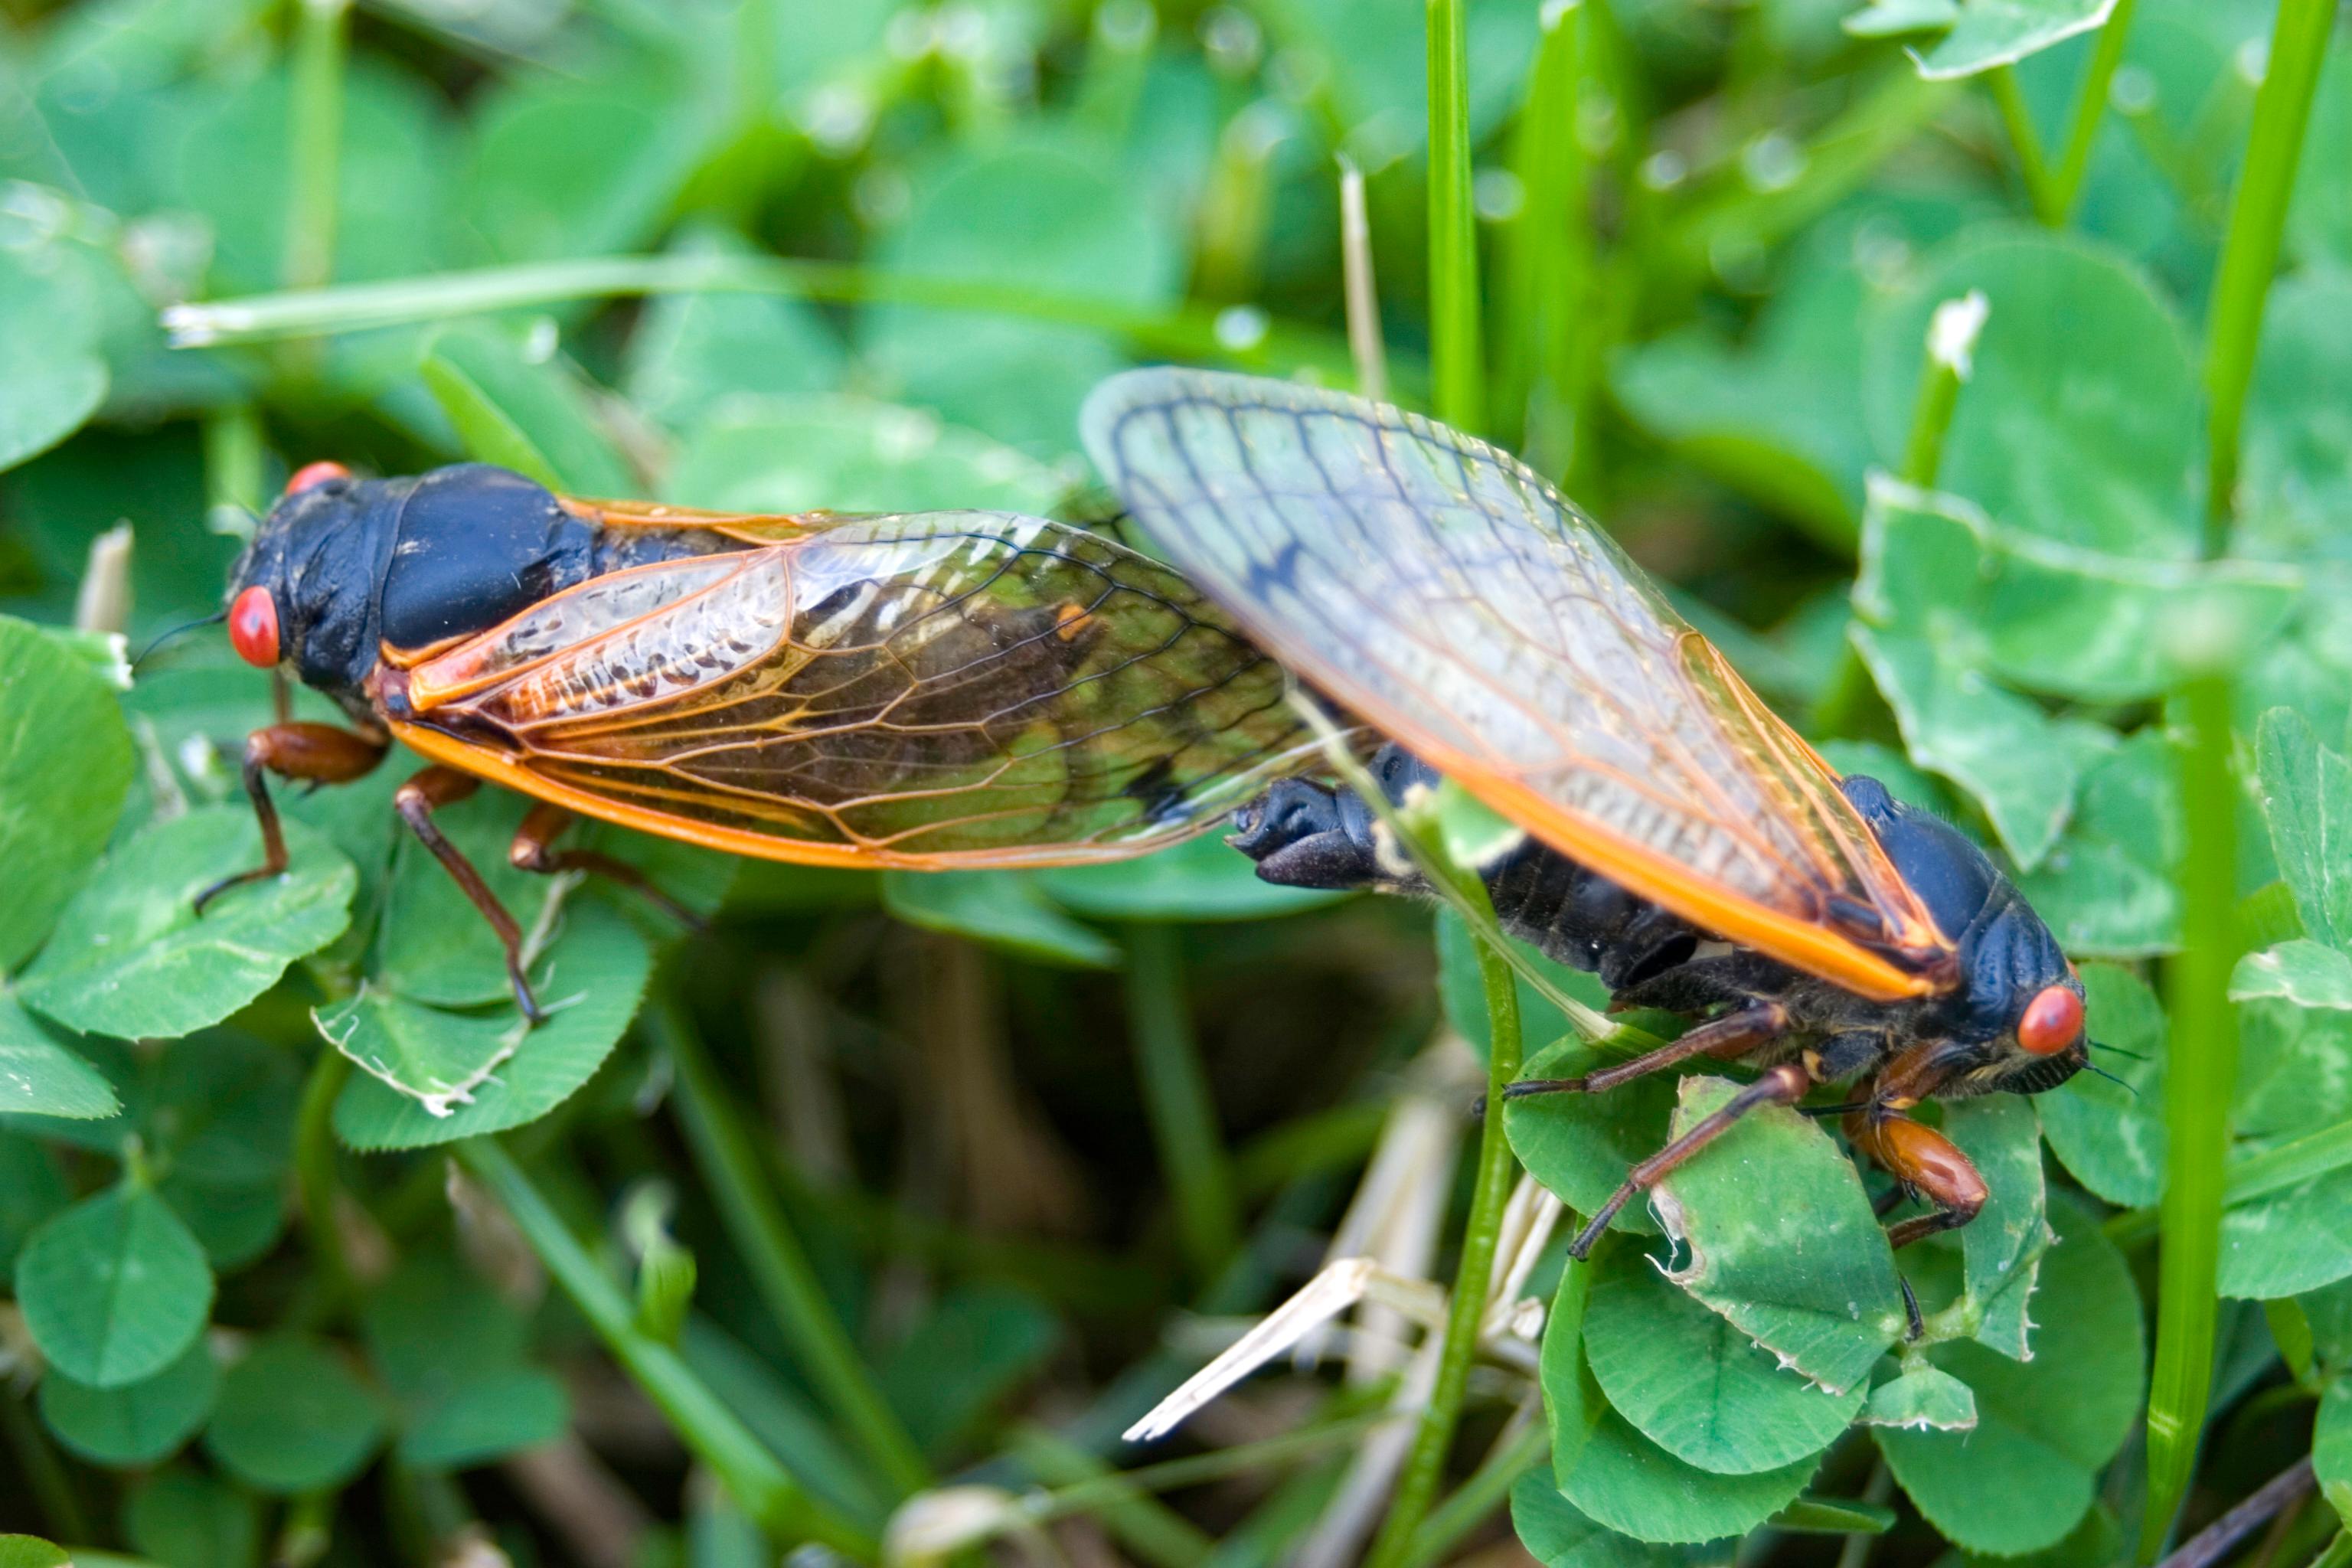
[1843,1110,1988,1249]
[195,723,389,913]
[1565,1061,1813,1259]
[508,802,704,930]
[1498,999,1788,1103]
[393,766,544,1024]
[1846,1109,1988,1342]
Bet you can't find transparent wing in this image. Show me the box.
[1080,368,1954,998]
[394,511,1318,867]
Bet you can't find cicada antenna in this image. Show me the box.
[131,609,228,672]
[2083,1061,2138,1097]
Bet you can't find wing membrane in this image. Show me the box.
[394,511,1318,867]
[1080,369,1953,998]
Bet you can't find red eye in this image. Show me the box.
[2018,985,2084,1057]
[283,460,350,497]
[228,586,279,668]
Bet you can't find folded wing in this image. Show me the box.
[1080,368,1953,999]
[393,511,1318,867]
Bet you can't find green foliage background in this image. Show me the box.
[0,0,2350,1564]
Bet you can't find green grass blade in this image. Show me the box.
[1404,1419,1547,1566]
[455,1138,877,1558]
[1339,155,1390,403]
[2050,0,2140,221]
[2201,0,2336,551]
[161,253,1364,381]
[292,1048,354,1311]
[652,999,935,1501]
[1361,893,1524,1568]
[1817,301,1984,740]
[1989,67,2062,224]
[1499,0,1584,466]
[1125,923,1241,1281]
[202,405,266,538]
[281,0,348,290]
[1425,0,1485,434]
[2141,668,2244,1559]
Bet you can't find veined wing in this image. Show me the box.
[1080,368,1955,999]
[389,511,1319,868]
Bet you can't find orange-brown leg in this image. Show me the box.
[195,723,389,912]
[394,766,545,1024]
[1566,1061,1813,1259]
[1844,1110,1989,1249]
[508,803,703,930]
[1500,999,1788,1102]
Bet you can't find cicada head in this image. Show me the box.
[229,462,599,714]
[1839,777,2087,1098]
[226,460,398,710]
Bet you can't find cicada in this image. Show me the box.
[198,460,1317,1017]
[1082,369,2089,1261]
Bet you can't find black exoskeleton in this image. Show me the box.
[1231,743,2089,1262]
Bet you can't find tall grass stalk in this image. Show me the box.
[162,253,1361,379]
[730,0,778,131]
[1988,67,2061,224]
[281,0,348,291]
[2050,0,2140,220]
[1405,1417,1547,1566]
[455,1138,877,1557]
[202,405,266,538]
[1339,155,1390,403]
[1195,105,1283,304]
[1361,893,1524,1568]
[1125,923,1242,1280]
[2140,667,2244,1560]
[2201,0,2335,552]
[652,1000,934,1501]
[1500,1,1585,467]
[1425,0,1485,433]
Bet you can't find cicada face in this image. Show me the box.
[226,462,392,705]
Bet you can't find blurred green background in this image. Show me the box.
[4,0,2352,1565]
